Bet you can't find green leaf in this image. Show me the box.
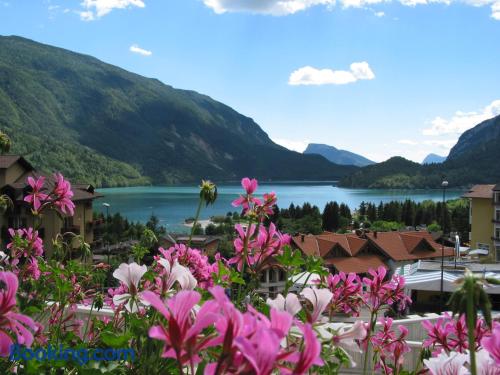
[101,332,132,348]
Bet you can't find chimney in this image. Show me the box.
[301,234,305,242]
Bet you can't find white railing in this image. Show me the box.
[72,304,443,373]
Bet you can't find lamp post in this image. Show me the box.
[102,202,110,218]
[440,179,448,307]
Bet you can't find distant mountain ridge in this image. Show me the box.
[339,114,500,188]
[0,35,357,187]
[422,153,446,164]
[304,143,375,167]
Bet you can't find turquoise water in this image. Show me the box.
[96,183,464,233]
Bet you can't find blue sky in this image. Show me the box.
[1,0,499,163]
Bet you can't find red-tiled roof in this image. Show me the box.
[325,255,386,273]
[292,231,455,274]
[462,185,495,199]
[365,231,454,261]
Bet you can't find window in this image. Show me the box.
[496,246,500,262]
[495,228,500,240]
[496,210,500,221]
[495,192,500,204]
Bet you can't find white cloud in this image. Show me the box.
[202,0,335,16]
[374,11,385,16]
[129,44,152,56]
[272,138,310,152]
[422,99,500,136]
[397,139,419,145]
[288,62,375,86]
[202,0,500,20]
[80,0,145,21]
[423,139,458,148]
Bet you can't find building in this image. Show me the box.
[462,184,500,262]
[396,261,500,312]
[291,231,455,275]
[0,155,102,254]
[160,234,221,255]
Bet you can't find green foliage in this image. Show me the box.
[0,36,356,187]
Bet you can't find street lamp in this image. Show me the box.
[102,202,110,218]
[440,179,448,307]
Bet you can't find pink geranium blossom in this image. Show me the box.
[301,287,333,323]
[0,271,38,356]
[7,228,44,259]
[228,224,256,272]
[283,322,323,374]
[481,324,500,365]
[423,351,469,375]
[159,245,216,289]
[327,272,363,316]
[112,262,148,312]
[142,290,218,367]
[476,349,500,375]
[24,176,48,212]
[52,173,75,216]
[232,178,262,212]
[267,293,302,316]
[157,257,197,292]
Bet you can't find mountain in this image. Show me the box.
[303,143,375,167]
[422,153,446,164]
[0,36,357,187]
[339,114,500,188]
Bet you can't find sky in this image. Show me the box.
[0,0,499,163]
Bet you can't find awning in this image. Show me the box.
[469,249,489,256]
[404,271,500,294]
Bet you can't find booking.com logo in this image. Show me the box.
[9,344,135,365]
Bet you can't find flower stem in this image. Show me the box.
[466,280,477,375]
[188,198,204,247]
[363,311,377,375]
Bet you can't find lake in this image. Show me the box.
[96,183,465,233]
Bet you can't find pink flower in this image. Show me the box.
[7,228,44,259]
[332,321,367,350]
[0,272,38,356]
[362,266,404,312]
[157,257,197,292]
[476,349,500,375]
[422,315,454,354]
[228,224,256,272]
[159,245,216,289]
[327,272,363,316]
[267,293,302,316]
[283,323,323,374]
[481,324,500,365]
[424,351,469,375]
[371,318,410,372]
[52,173,75,216]
[234,327,281,375]
[25,257,41,280]
[24,176,48,212]
[112,262,148,312]
[142,290,219,366]
[242,177,258,195]
[232,178,262,212]
[301,287,333,323]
